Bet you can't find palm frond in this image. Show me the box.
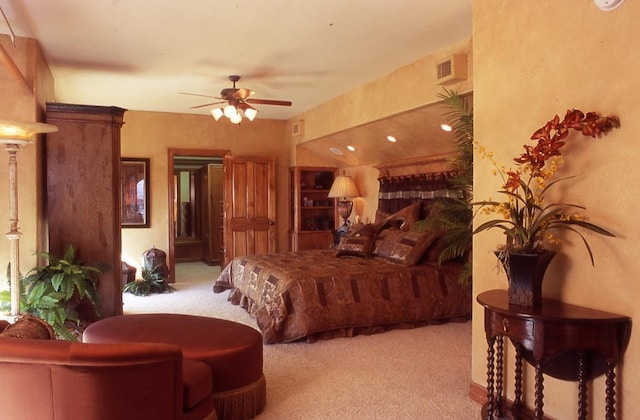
[415,88,474,284]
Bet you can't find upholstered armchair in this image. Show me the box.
[0,336,216,420]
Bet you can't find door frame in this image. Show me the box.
[167,148,229,282]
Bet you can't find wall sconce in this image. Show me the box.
[328,173,360,233]
[0,119,58,316]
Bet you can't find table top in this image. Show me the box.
[477,289,631,324]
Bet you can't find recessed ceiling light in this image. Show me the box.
[386,135,397,143]
[346,145,356,152]
[329,147,344,156]
[440,124,453,132]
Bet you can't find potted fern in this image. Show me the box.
[123,264,173,296]
[21,245,102,340]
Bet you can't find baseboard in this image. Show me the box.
[469,381,487,405]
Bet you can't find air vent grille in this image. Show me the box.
[437,60,452,80]
[436,54,467,85]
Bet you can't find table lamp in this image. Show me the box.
[327,173,360,233]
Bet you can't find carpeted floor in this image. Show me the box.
[122,262,481,419]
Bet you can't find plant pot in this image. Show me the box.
[495,251,556,307]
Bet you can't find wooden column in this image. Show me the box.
[45,103,126,318]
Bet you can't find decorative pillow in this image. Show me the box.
[336,223,376,258]
[346,223,373,237]
[374,202,421,232]
[371,228,439,266]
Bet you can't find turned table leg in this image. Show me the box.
[495,336,504,418]
[534,363,544,420]
[605,361,617,420]
[578,352,588,420]
[486,336,496,419]
[513,344,523,410]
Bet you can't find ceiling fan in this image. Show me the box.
[179,75,292,123]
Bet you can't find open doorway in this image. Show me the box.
[167,148,229,282]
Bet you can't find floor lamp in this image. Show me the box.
[328,174,360,233]
[0,119,58,316]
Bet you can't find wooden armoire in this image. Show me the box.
[45,103,126,318]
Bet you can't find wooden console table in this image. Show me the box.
[477,289,631,420]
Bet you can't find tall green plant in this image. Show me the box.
[22,245,102,340]
[415,88,473,284]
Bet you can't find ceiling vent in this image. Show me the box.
[436,54,467,85]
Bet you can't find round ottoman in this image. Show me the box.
[83,313,265,420]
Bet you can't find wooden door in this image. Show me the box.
[223,155,276,266]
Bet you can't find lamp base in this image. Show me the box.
[336,220,350,234]
[336,200,353,231]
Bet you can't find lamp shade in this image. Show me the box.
[0,119,58,144]
[243,106,258,121]
[327,175,359,199]
[230,112,242,124]
[223,104,238,118]
[211,108,224,121]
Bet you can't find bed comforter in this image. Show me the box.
[213,249,471,343]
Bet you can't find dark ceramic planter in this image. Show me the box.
[495,251,556,307]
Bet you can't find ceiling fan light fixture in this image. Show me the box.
[211,108,224,121]
[223,104,238,118]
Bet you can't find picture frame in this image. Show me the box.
[121,157,150,228]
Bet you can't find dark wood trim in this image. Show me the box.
[45,102,127,116]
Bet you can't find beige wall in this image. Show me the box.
[120,111,290,270]
[472,1,639,418]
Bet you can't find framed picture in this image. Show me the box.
[121,158,150,228]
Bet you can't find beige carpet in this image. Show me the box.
[122,262,481,419]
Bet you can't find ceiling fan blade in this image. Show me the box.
[233,88,255,100]
[190,101,225,109]
[246,98,292,107]
[179,92,221,99]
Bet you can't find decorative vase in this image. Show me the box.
[495,251,556,307]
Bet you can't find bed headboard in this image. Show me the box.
[374,153,461,218]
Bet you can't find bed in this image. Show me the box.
[214,165,472,343]
[213,219,471,343]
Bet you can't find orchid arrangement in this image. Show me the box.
[474,109,620,264]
